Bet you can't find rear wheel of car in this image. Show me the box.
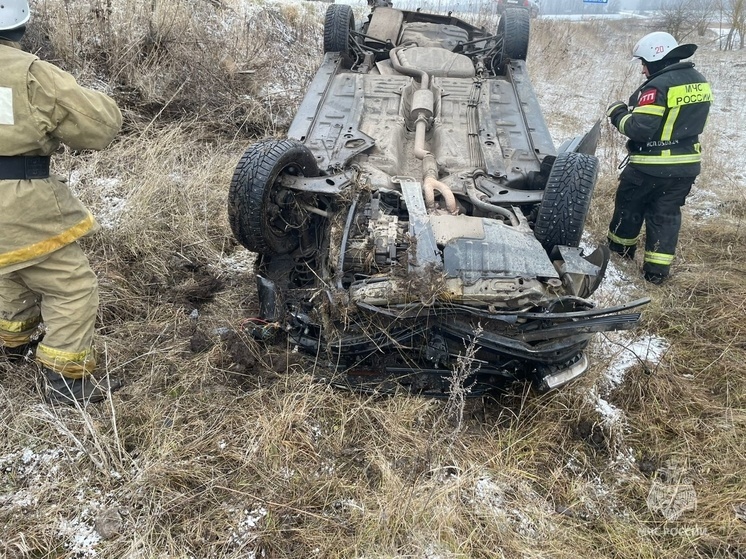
[533,151,599,252]
[499,7,530,60]
[324,4,355,55]
[228,139,320,256]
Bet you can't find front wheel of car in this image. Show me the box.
[533,151,599,252]
[228,139,320,256]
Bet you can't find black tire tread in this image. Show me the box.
[324,4,354,54]
[501,8,530,60]
[534,151,599,251]
[228,139,318,255]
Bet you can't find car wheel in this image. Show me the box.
[533,151,599,252]
[228,139,320,255]
[324,4,355,55]
[499,7,530,60]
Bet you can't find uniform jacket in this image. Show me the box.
[0,40,122,272]
[610,61,712,178]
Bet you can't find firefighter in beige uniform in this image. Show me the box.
[0,0,123,404]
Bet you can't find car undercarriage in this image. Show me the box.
[227,2,648,396]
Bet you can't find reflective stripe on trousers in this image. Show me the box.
[0,242,98,377]
[607,167,695,275]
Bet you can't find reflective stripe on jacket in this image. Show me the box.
[0,41,122,271]
[612,61,711,178]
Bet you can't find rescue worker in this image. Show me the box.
[606,31,712,284]
[0,0,123,404]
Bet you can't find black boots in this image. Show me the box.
[1,343,31,361]
[643,271,668,285]
[42,367,123,406]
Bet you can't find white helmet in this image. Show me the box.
[632,31,696,63]
[0,0,30,32]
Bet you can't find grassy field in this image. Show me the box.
[1,1,744,557]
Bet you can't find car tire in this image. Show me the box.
[499,7,530,60]
[324,4,354,55]
[228,139,320,255]
[533,151,599,252]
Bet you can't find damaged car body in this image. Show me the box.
[228,1,648,396]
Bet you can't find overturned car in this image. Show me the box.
[228,1,647,396]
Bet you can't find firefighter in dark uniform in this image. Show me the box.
[606,32,712,284]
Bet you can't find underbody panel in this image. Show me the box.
[228,3,645,396]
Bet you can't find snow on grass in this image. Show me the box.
[57,513,102,558]
[599,333,669,390]
[0,443,131,556]
[685,187,725,220]
[93,177,127,229]
[575,239,667,437]
[470,474,556,540]
[590,388,626,426]
[227,506,268,550]
[215,248,256,275]
[68,170,127,229]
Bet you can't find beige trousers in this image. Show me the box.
[0,242,98,378]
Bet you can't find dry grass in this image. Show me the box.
[1,4,745,559]
[23,0,326,136]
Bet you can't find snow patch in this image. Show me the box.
[57,514,102,557]
[94,176,127,229]
[228,506,268,549]
[592,389,625,425]
[686,188,723,220]
[604,334,669,388]
[471,475,554,540]
[217,250,256,274]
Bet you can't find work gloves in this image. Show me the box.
[606,101,628,128]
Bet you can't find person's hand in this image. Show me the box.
[606,101,628,125]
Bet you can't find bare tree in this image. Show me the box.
[657,0,714,39]
[660,0,690,38]
[691,0,720,36]
[723,0,746,49]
